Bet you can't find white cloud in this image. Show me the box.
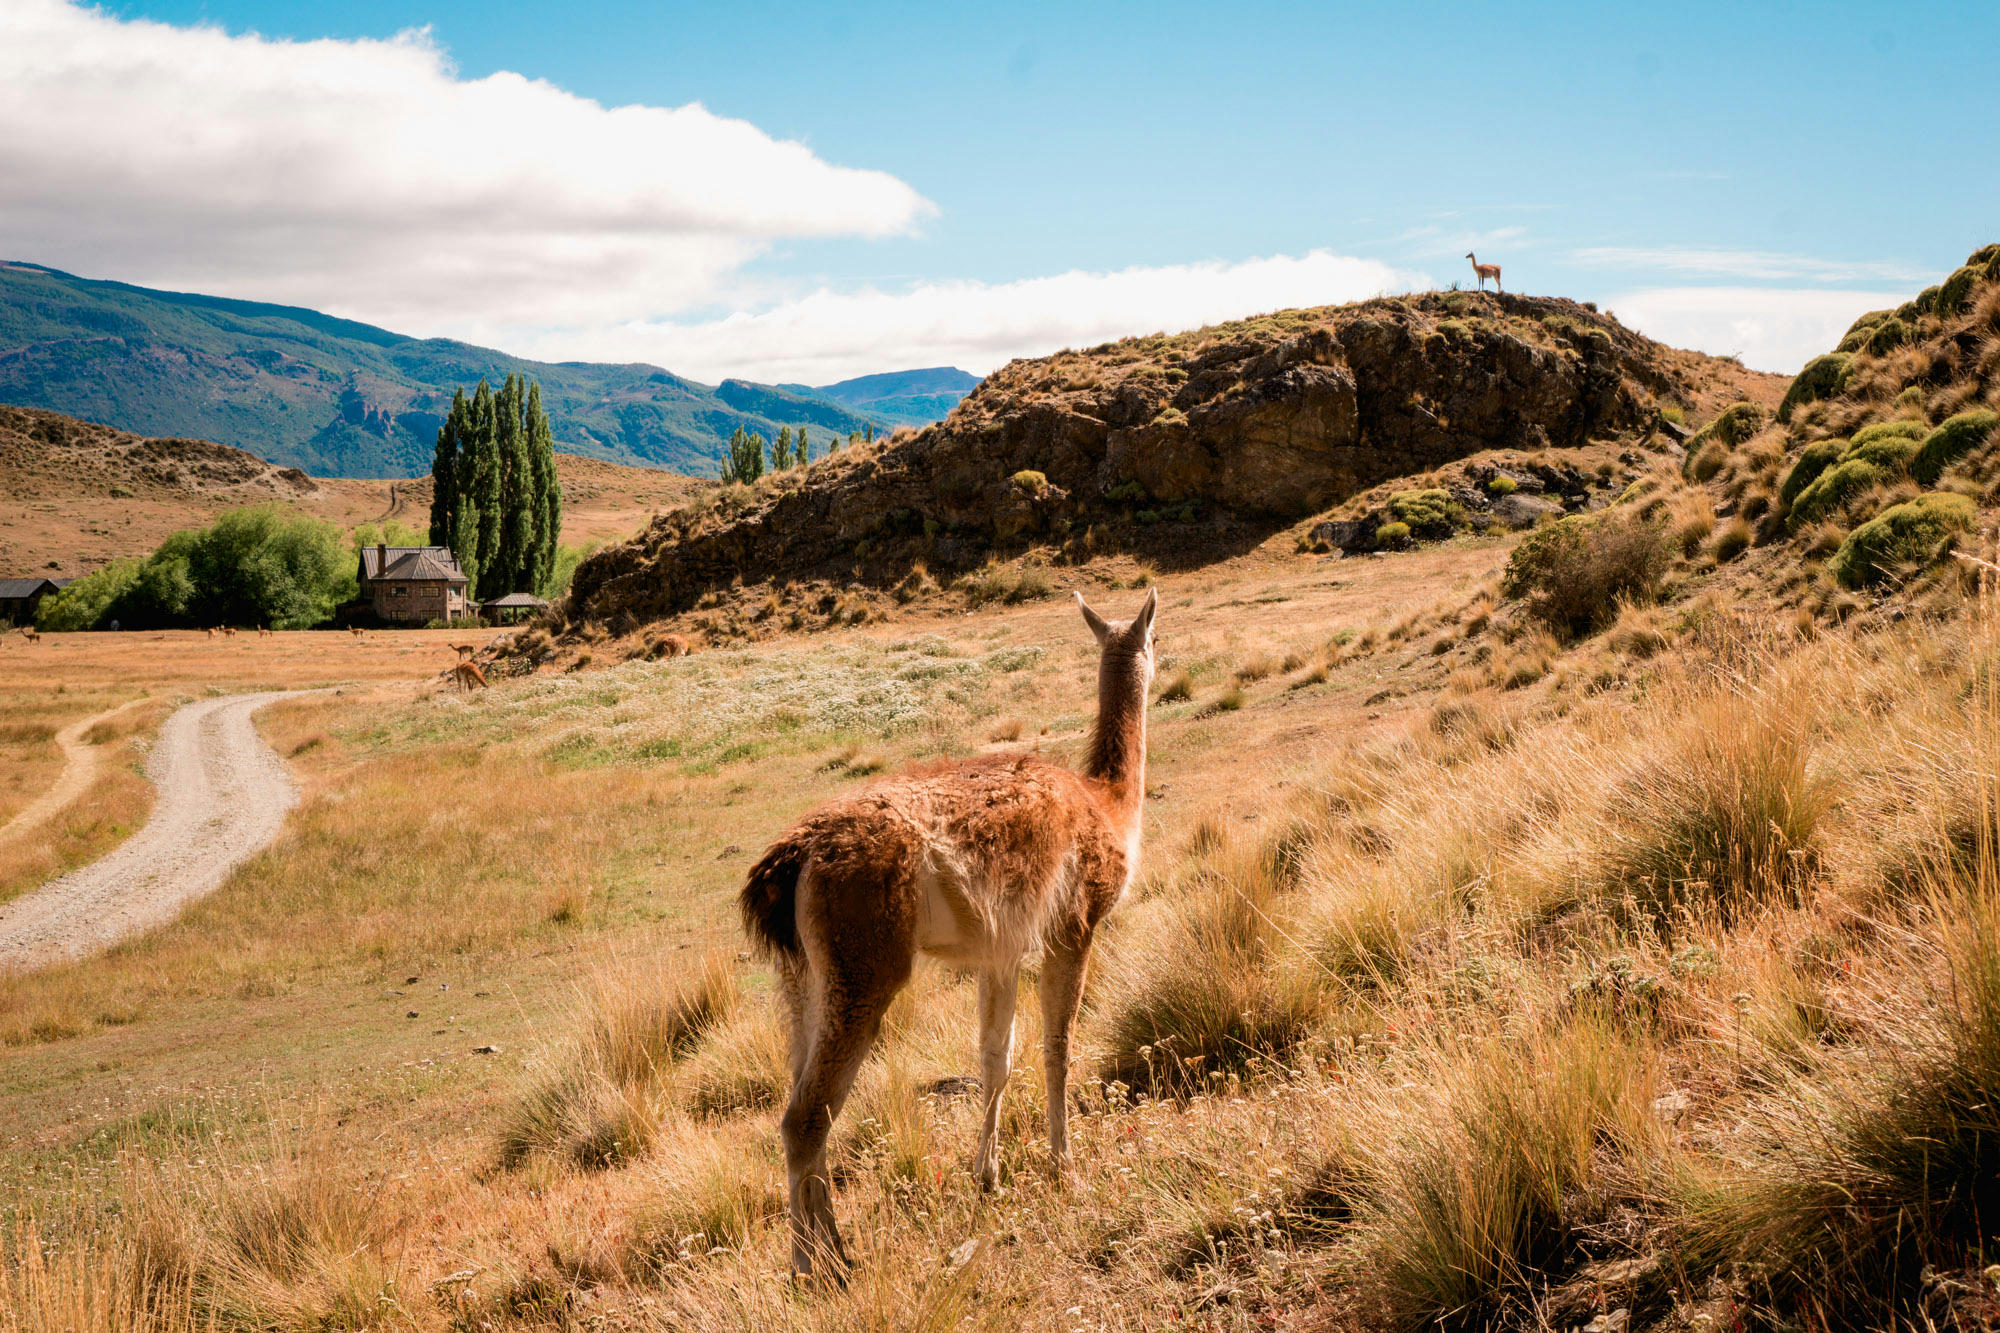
[515,250,1427,385]
[0,0,930,335]
[1606,286,1905,374]
[1573,246,1929,284]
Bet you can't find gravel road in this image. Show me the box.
[0,691,303,972]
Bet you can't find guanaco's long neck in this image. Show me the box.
[1085,647,1148,821]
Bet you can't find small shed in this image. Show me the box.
[0,577,67,626]
[481,592,550,624]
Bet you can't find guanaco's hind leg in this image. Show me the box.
[782,986,889,1279]
[1038,933,1093,1173]
[972,964,1020,1191]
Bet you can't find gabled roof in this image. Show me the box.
[482,592,549,608]
[378,550,468,584]
[359,545,465,582]
[0,577,59,599]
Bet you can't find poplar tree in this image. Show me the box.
[493,373,534,597]
[526,381,561,596]
[428,388,468,547]
[463,379,502,593]
[774,426,794,470]
[721,426,765,483]
[796,427,811,466]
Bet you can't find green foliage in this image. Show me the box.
[1841,434,1917,473]
[1848,419,1926,449]
[1828,492,1974,588]
[41,506,351,629]
[772,425,795,470]
[1912,284,1941,316]
[1936,266,1983,320]
[1787,458,1884,530]
[1778,353,1852,423]
[1485,475,1518,496]
[543,542,600,600]
[1387,488,1462,537]
[1863,317,1913,356]
[1010,469,1048,493]
[1373,521,1412,547]
[719,426,766,485]
[1842,308,1892,339]
[1106,480,1149,504]
[1911,409,2000,485]
[429,375,561,599]
[1684,402,1765,472]
[1501,513,1672,636]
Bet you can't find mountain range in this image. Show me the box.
[0,262,975,479]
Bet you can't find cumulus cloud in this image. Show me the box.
[1606,286,1904,375]
[516,250,1426,385]
[0,0,931,334]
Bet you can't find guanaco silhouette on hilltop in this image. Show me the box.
[740,590,1158,1278]
[1467,250,1503,292]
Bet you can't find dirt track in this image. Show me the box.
[0,691,302,972]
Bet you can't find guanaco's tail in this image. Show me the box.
[740,837,808,960]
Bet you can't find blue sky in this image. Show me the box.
[5,0,1996,381]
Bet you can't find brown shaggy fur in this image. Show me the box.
[741,590,1157,1277]
[449,660,489,691]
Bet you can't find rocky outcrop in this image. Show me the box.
[568,291,1715,627]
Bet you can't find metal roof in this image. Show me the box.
[378,550,468,583]
[0,578,59,599]
[482,592,549,607]
[358,545,465,581]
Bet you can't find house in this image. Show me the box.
[480,592,550,624]
[0,577,68,626]
[356,544,469,625]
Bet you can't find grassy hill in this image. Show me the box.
[795,366,980,428]
[0,262,920,479]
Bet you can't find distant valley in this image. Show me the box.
[0,262,976,479]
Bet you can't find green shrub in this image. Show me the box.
[1912,284,1941,316]
[1969,243,2000,268]
[35,559,142,631]
[1485,475,1518,496]
[1837,309,1892,352]
[1373,520,1412,547]
[1387,488,1462,537]
[1501,513,1673,637]
[1848,419,1926,449]
[1911,409,2000,484]
[1777,439,1847,508]
[1864,317,1913,356]
[1787,458,1883,530]
[1841,434,1917,473]
[1936,266,1983,320]
[1684,402,1766,464]
[1778,353,1852,422]
[1009,469,1048,493]
[1828,492,1975,587]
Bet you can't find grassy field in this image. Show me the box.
[2,521,1996,1329]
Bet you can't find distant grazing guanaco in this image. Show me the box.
[656,633,690,658]
[222,626,237,637]
[349,627,366,639]
[258,625,271,637]
[450,660,489,690]
[205,627,217,639]
[1466,251,1503,293]
[18,627,41,644]
[741,590,1157,1278]
[450,643,478,659]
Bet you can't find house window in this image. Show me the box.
[393,586,407,597]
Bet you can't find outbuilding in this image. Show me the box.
[0,577,68,626]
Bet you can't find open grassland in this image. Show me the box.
[4,528,1999,1329]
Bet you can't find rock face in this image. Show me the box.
[568,292,1707,626]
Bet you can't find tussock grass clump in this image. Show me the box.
[1683,402,1765,480]
[1155,670,1194,703]
[1828,491,1974,588]
[1387,488,1463,538]
[1373,520,1412,548]
[1777,437,1846,509]
[499,953,738,1168]
[1786,456,1883,530]
[1357,1020,1661,1326]
[1935,263,1983,320]
[1778,351,1852,422]
[1096,828,1325,1091]
[1911,407,1999,484]
[1501,513,1672,637]
[1595,669,1831,923]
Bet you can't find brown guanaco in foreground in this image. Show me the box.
[741,589,1157,1278]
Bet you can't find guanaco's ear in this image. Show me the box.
[1075,591,1111,645]
[1132,587,1158,642]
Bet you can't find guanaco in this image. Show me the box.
[349,627,365,639]
[205,627,217,639]
[656,633,690,658]
[19,627,41,644]
[1466,251,1502,293]
[258,625,271,637]
[741,590,1157,1278]
[450,643,478,660]
[450,660,489,690]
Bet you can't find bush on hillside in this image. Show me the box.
[1936,265,1983,320]
[1778,353,1853,422]
[1485,475,1518,496]
[1842,308,1893,338]
[1387,488,1462,537]
[34,559,142,632]
[1373,520,1412,548]
[1848,419,1926,449]
[1969,243,2000,268]
[1911,409,2000,485]
[1787,458,1884,531]
[1827,492,1975,588]
[1842,434,1918,473]
[1501,512,1673,637]
[1682,403,1765,480]
[1864,317,1914,356]
[1778,438,1847,509]
[1912,284,1941,316]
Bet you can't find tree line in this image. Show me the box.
[428,374,562,601]
[719,422,874,484]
